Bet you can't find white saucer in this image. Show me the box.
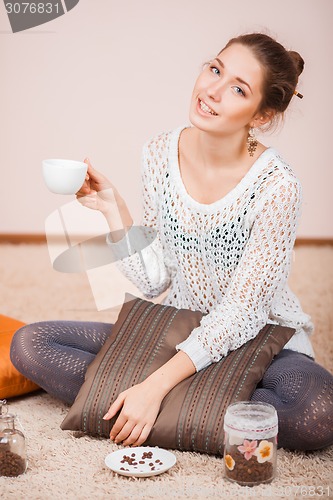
[105,446,177,477]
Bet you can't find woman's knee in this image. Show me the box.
[10,322,49,371]
[254,351,333,451]
[279,398,333,451]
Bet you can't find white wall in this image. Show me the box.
[1,0,332,238]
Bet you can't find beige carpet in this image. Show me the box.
[0,243,332,499]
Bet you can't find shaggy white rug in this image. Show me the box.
[0,244,332,499]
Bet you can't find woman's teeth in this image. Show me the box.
[199,100,217,115]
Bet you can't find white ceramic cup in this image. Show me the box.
[42,159,88,195]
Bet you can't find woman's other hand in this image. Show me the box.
[103,380,164,447]
[102,352,196,446]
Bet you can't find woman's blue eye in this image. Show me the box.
[233,86,245,97]
[210,65,220,75]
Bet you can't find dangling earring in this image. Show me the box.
[247,128,258,157]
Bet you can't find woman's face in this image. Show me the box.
[189,43,266,136]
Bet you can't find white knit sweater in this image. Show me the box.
[109,126,314,371]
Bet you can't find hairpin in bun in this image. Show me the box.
[294,90,303,99]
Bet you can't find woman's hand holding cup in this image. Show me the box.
[76,158,133,236]
[76,158,117,216]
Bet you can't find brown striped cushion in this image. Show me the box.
[61,295,295,455]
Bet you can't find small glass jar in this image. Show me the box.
[223,401,278,486]
[0,400,27,477]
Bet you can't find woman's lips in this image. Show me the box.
[197,99,218,116]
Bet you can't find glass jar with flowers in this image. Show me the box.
[223,401,278,486]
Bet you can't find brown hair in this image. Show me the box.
[220,33,304,116]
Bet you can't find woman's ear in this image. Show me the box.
[251,109,275,128]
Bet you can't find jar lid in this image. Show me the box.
[224,401,278,440]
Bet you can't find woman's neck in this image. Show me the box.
[178,125,268,204]
[189,126,264,172]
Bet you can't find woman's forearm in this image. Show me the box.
[104,196,133,242]
[143,351,197,399]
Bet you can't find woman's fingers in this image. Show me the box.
[76,179,91,196]
[114,421,151,447]
[122,425,143,447]
[110,410,154,446]
[112,420,136,444]
[103,393,126,422]
[108,410,129,439]
[76,158,105,197]
[73,158,92,195]
[124,424,151,447]
[133,424,152,447]
[84,158,110,188]
[76,191,96,205]
[102,383,162,446]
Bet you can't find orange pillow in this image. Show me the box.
[0,315,39,398]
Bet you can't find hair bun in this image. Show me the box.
[288,50,304,78]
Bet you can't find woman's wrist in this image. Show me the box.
[116,197,133,228]
[103,198,133,238]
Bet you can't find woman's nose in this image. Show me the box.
[206,81,223,101]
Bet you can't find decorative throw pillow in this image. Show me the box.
[61,295,295,455]
[0,315,40,398]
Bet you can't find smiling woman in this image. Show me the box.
[10,32,333,453]
[190,44,266,132]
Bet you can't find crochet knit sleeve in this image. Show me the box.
[177,178,302,371]
[107,140,174,298]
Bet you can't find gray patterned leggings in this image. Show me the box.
[10,320,333,452]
